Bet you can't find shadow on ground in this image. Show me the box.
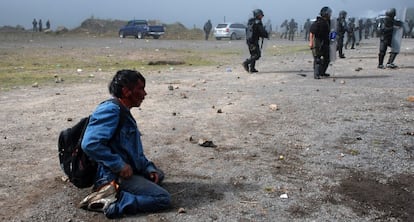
[334,171,414,221]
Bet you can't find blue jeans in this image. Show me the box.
[105,175,171,218]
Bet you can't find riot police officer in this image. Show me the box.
[378,8,402,69]
[345,18,356,49]
[242,9,269,73]
[336,10,347,58]
[309,6,332,79]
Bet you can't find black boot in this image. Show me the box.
[242,61,249,72]
[339,48,345,58]
[378,53,385,69]
[314,58,320,79]
[250,60,258,73]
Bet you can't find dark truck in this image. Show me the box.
[118,20,165,39]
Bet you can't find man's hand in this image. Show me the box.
[119,163,133,179]
[309,33,314,49]
[149,172,160,184]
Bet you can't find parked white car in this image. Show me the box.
[213,23,246,40]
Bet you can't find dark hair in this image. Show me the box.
[108,69,145,98]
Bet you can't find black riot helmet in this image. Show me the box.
[339,10,347,19]
[385,8,396,18]
[320,6,332,18]
[253,9,264,18]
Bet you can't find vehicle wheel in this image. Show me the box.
[137,32,143,39]
[153,35,160,39]
[119,32,125,38]
[215,37,221,40]
[230,33,237,40]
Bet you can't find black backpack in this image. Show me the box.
[58,99,124,188]
[246,18,255,43]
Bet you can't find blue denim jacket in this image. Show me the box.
[81,99,157,187]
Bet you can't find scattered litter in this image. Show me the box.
[180,93,188,99]
[355,67,363,72]
[32,82,39,88]
[269,104,279,111]
[406,132,414,136]
[217,109,223,113]
[279,155,284,160]
[88,74,94,78]
[76,68,82,73]
[168,85,174,91]
[280,194,288,199]
[240,200,259,204]
[407,96,414,102]
[198,139,217,148]
[340,80,346,84]
[61,176,69,182]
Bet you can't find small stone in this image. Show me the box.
[61,175,69,182]
[407,96,414,102]
[168,85,174,91]
[269,104,278,111]
[178,207,186,213]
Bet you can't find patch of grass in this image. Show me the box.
[266,45,309,56]
[0,47,217,89]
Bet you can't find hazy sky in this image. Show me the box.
[1,0,413,30]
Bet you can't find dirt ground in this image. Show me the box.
[1,34,414,222]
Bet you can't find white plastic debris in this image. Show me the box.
[280,194,288,199]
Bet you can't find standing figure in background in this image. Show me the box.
[46,20,51,30]
[280,19,288,39]
[265,19,273,35]
[288,18,297,41]
[38,19,43,32]
[336,10,347,58]
[365,19,372,39]
[357,19,364,44]
[304,18,311,41]
[203,19,212,40]
[309,6,332,79]
[345,18,356,49]
[32,18,37,32]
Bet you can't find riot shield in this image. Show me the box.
[391,8,407,53]
[329,17,337,62]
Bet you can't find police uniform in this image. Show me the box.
[378,8,401,69]
[336,11,347,58]
[310,7,331,79]
[242,9,269,73]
